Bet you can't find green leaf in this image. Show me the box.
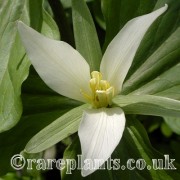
[0,0,61,175]
[48,0,74,45]
[72,0,102,71]
[0,0,60,133]
[128,63,180,99]
[160,122,173,137]
[61,136,83,180]
[0,0,30,132]
[61,0,94,9]
[122,0,180,97]
[102,0,155,49]
[164,117,180,135]
[25,104,89,153]
[111,117,180,179]
[29,0,43,31]
[123,30,180,95]
[92,0,106,30]
[22,94,81,115]
[155,85,180,100]
[113,95,180,117]
[0,109,66,175]
[41,5,60,40]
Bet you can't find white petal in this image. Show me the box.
[18,21,91,102]
[78,107,125,176]
[100,4,168,94]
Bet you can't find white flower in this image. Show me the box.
[18,5,167,177]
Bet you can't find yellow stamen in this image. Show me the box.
[81,71,115,108]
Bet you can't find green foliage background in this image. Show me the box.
[0,0,179,179]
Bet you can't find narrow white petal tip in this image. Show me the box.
[17,21,26,31]
[160,4,168,12]
[164,4,168,9]
[78,107,126,176]
[17,20,21,25]
[17,20,23,25]
[100,4,168,95]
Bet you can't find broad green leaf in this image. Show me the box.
[164,117,180,135]
[113,95,180,117]
[0,0,60,133]
[129,63,180,98]
[61,118,180,179]
[123,29,180,95]
[0,0,60,175]
[72,0,102,71]
[0,0,30,132]
[155,85,180,100]
[101,0,155,49]
[22,93,81,115]
[25,104,89,153]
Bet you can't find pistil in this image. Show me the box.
[82,71,114,108]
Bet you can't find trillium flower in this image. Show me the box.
[18,4,167,177]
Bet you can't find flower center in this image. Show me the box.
[81,71,114,108]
